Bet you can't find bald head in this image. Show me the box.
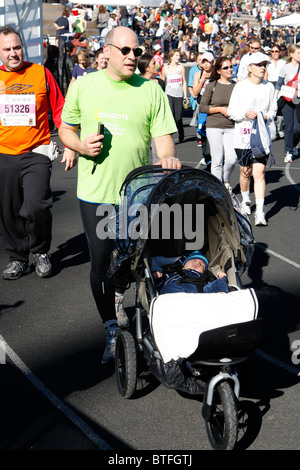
[103,27,140,81]
[104,26,138,47]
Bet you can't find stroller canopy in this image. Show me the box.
[107,166,254,288]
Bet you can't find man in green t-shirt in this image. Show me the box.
[59,26,180,364]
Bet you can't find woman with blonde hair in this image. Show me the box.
[68,49,91,90]
[161,49,188,142]
[96,5,109,37]
[275,43,300,162]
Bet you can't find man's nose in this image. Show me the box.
[127,49,136,60]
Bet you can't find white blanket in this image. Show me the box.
[150,289,259,363]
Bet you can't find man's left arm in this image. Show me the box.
[153,134,181,169]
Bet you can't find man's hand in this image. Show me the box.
[156,156,181,169]
[80,133,104,157]
[61,148,77,171]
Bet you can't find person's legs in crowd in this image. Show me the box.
[222,128,237,192]
[21,152,53,277]
[252,161,267,226]
[206,127,223,180]
[239,164,252,215]
[168,95,184,142]
[281,102,295,162]
[79,200,129,364]
[292,106,300,158]
[0,152,52,279]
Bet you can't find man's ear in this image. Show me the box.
[103,44,110,59]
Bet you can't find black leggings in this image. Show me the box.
[167,95,184,140]
[79,199,116,324]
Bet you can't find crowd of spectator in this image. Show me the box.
[51,0,300,64]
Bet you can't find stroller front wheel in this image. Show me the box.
[205,381,238,450]
[115,331,137,398]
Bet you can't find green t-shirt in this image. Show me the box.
[61,70,177,204]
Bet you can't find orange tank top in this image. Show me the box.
[0,62,50,154]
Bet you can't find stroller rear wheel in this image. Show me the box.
[205,381,238,450]
[115,331,137,398]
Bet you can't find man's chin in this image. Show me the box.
[6,61,23,71]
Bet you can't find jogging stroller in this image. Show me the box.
[107,166,262,450]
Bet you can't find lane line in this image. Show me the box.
[255,243,300,269]
[0,336,112,450]
[255,349,300,377]
[285,162,300,191]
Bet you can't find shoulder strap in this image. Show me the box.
[179,270,217,293]
[209,80,218,105]
[43,65,50,98]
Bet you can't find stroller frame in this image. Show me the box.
[112,166,261,450]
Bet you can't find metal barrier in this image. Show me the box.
[44,34,156,55]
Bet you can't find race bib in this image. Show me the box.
[0,94,36,126]
[281,85,296,100]
[238,124,252,146]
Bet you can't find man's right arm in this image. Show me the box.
[58,122,103,157]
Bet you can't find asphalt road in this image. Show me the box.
[0,111,299,453]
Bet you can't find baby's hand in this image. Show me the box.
[217,271,227,279]
[152,271,163,280]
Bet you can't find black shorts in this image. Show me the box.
[235,148,269,167]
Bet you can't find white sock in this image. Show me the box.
[255,198,264,214]
[241,191,250,203]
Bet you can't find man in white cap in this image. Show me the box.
[237,39,264,81]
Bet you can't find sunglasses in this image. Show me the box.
[220,65,233,70]
[272,50,280,53]
[107,44,143,57]
[253,62,267,67]
[250,46,260,50]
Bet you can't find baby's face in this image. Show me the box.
[183,258,206,272]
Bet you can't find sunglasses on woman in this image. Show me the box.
[220,65,233,70]
[107,44,143,57]
[271,50,280,53]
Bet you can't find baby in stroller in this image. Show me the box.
[151,250,229,295]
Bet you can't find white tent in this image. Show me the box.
[78,0,164,6]
[271,13,300,27]
[271,13,300,44]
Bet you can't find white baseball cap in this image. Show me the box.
[153,44,161,51]
[247,52,271,65]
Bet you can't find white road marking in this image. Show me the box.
[256,243,300,270]
[0,336,112,450]
[285,163,300,191]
